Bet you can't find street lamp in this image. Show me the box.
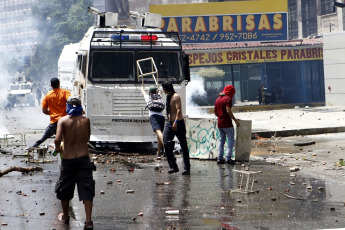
[334,0,345,8]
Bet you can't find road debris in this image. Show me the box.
[280,192,307,201]
[156,181,173,185]
[337,159,345,166]
[165,210,179,215]
[0,166,43,177]
[290,167,300,172]
[293,141,316,146]
[0,148,12,154]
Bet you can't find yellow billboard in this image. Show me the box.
[150,0,288,43]
[188,47,323,66]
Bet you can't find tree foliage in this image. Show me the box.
[197,67,225,78]
[27,0,94,81]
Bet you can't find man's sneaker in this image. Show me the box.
[168,168,179,174]
[226,160,236,165]
[84,221,94,230]
[182,170,190,175]
[217,160,225,164]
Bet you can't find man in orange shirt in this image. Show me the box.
[31,78,71,147]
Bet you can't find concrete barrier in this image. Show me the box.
[234,120,252,161]
[186,118,252,161]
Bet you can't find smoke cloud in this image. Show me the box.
[186,73,213,118]
[0,9,44,137]
[0,60,10,109]
[0,65,9,135]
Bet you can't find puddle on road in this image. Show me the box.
[74,159,345,230]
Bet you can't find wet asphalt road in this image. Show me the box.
[1,107,345,229]
[88,158,345,230]
[1,153,345,230]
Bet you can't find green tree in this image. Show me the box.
[197,67,226,106]
[197,67,225,78]
[27,0,94,81]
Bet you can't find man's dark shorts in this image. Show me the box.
[150,114,165,132]
[55,156,95,201]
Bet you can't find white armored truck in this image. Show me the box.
[58,8,190,150]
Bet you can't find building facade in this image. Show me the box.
[148,0,344,106]
[94,0,208,25]
[323,31,345,106]
[0,0,39,66]
[184,41,324,106]
[1,0,344,105]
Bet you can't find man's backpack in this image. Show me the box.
[146,94,165,112]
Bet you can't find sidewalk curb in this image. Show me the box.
[252,126,345,139]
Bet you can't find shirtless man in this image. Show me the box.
[54,97,95,230]
[161,81,190,175]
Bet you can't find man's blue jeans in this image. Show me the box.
[218,127,234,161]
[32,122,57,147]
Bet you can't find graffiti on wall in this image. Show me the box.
[186,118,252,160]
[186,118,229,159]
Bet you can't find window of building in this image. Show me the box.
[301,0,318,38]
[320,0,336,15]
[288,0,298,39]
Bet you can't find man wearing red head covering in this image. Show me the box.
[219,85,236,97]
[214,85,240,164]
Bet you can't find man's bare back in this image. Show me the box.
[55,115,90,159]
[168,93,183,122]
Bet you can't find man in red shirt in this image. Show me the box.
[31,78,71,147]
[214,85,240,164]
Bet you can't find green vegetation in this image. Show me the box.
[197,67,225,78]
[27,0,94,81]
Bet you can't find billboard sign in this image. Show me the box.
[151,0,288,43]
[160,13,287,43]
[189,47,323,66]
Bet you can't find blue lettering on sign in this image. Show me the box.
[161,13,287,43]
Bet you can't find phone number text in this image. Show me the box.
[180,32,258,42]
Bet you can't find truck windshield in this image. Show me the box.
[91,51,134,80]
[138,51,182,83]
[89,51,182,83]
